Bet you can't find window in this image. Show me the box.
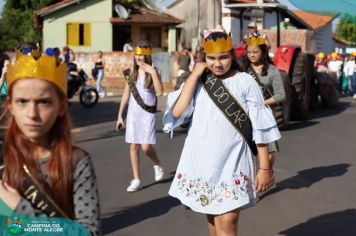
[139,27,161,48]
[67,23,91,46]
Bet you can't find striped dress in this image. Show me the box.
[164,72,281,214]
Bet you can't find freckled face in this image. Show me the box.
[8,78,64,145]
[205,52,232,76]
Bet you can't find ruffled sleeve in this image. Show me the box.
[245,78,281,144]
[162,83,197,137]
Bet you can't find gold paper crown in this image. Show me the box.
[245,34,265,46]
[201,33,233,54]
[7,54,67,95]
[134,47,152,56]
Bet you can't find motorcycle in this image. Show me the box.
[67,62,99,108]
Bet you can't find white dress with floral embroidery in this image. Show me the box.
[163,72,281,215]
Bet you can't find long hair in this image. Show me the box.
[132,41,153,88]
[3,81,75,218]
[243,44,273,76]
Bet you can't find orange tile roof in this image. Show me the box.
[291,10,337,30]
[35,0,75,16]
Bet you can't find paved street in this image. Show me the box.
[70,95,356,236]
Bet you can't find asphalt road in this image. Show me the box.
[70,95,356,236]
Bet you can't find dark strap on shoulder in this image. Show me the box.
[0,159,69,218]
[123,69,157,113]
[201,72,258,156]
[247,67,282,111]
[247,67,274,100]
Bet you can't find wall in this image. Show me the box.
[264,29,316,53]
[72,52,174,94]
[167,0,221,50]
[42,0,112,52]
[315,24,334,54]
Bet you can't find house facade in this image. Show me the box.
[35,0,183,52]
[166,0,222,50]
[222,0,338,53]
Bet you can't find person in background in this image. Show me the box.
[123,39,134,53]
[315,52,328,71]
[53,47,63,65]
[94,51,106,98]
[175,47,192,90]
[116,40,164,192]
[246,21,271,50]
[344,52,356,98]
[243,31,286,186]
[327,52,343,81]
[62,46,75,65]
[0,51,9,101]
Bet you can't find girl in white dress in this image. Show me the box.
[164,26,281,235]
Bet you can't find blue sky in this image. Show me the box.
[0,0,5,15]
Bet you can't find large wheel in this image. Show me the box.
[290,50,310,119]
[316,72,340,107]
[79,88,99,108]
[274,70,291,129]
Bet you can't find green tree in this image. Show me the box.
[336,14,356,45]
[0,0,62,50]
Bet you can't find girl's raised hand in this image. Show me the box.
[192,62,208,77]
[0,181,21,210]
[140,63,156,75]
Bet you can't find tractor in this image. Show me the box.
[273,45,340,129]
[226,2,340,129]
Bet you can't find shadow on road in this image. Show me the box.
[307,101,351,120]
[69,100,119,128]
[76,130,122,143]
[141,174,175,190]
[260,163,351,200]
[102,196,181,234]
[68,99,164,129]
[284,101,351,131]
[279,209,356,236]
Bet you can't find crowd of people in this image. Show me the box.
[315,51,356,98]
[0,22,355,236]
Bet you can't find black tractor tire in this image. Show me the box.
[305,53,318,111]
[309,76,319,111]
[315,72,340,107]
[290,50,310,119]
[274,70,291,130]
[79,88,99,108]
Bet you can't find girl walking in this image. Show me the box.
[95,51,106,98]
[243,31,286,184]
[116,41,164,192]
[0,47,100,235]
[164,26,281,235]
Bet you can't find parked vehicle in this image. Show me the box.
[67,62,99,108]
[273,45,340,129]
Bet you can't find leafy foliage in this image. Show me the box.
[335,14,356,45]
[0,0,62,50]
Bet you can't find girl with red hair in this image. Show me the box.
[0,47,100,235]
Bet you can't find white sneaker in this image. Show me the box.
[153,165,164,181]
[126,179,141,192]
[353,94,356,99]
